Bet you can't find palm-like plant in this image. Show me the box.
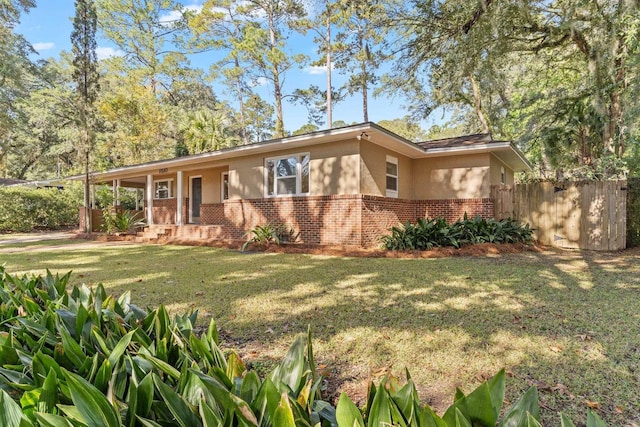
[180,109,239,154]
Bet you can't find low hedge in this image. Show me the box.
[0,185,82,232]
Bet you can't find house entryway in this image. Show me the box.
[190,176,202,224]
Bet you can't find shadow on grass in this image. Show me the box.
[2,242,640,425]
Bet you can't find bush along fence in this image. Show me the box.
[627,177,640,247]
[0,268,609,427]
[0,185,82,232]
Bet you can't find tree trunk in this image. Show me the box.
[83,130,91,233]
[361,40,368,122]
[610,39,626,157]
[273,67,284,138]
[326,7,332,128]
[234,57,248,145]
[469,74,490,133]
[268,9,284,137]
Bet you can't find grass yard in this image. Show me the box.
[1,238,639,425]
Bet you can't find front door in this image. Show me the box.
[190,177,202,224]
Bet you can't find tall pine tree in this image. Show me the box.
[71,0,99,232]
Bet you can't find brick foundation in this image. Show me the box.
[200,204,225,225]
[116,195,494,247]
[222,195,363,245]
[148,198,177,224]
[415,198,494,224]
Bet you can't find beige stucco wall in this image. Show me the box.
[312,140,360,196]
[413,154,491,199]
[100,140,512,204]
[360,140,413,198]
[182,167,227,204]
[489,154,514,186]
[227,140,360,199]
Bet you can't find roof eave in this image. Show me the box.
[69,123,385,182]
[420,141,532,171]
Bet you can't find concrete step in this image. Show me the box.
[135,224,234,243]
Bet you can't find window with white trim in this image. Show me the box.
[154,179,173,199]
[265,153,310,197]
[385,155,398,197]
[500,166,506,185]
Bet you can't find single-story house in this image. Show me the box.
[75,122,531,247]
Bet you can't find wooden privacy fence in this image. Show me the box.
[491,180,627,251]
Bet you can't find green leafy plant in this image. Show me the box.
[0,267,332,427]
[241,222,297,251]
[101,208,146,234]
[380,214,533,250]
[627,177,640,247]
[336,369,607,427]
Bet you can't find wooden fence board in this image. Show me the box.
[491,180,627,251]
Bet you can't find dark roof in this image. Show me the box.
[0,178,28,186]
[417,133,495,150]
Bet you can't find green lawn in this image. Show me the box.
[1,239,639,425]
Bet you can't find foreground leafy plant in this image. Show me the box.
[0,268,609,426]
[0,266,331,426]
[380,214,533,250]
[101,208,146,234]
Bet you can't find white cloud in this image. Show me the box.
[96,46,125,60]
[159,4,203,26]
[251,77,269,87]
[33,42,55,51]
[304,63,334,75]
[305,65,326,75]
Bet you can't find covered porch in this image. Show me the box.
[79,164,229,232]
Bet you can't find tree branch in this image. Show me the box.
[462,0,493,34]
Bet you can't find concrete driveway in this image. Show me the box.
[0,230,78,245]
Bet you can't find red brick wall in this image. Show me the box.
[125,195,495,247]
[361,196,416,247]
[200,203,225,225]
[416,198,494,223]
[149,198,176,224]
[223,196,363,245]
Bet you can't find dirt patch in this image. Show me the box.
[75,232,546,257]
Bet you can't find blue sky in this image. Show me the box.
[16,1,439,133]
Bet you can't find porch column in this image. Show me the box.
[176,170,183,225]
[146,174,153,225]
[91,185,96,209]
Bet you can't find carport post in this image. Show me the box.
[176,171,183,225]
[114,179,121,207]
[146,175,153,225]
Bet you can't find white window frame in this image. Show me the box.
[153,179,174,200]
[385,155,398,198]
[264,153,310,197]
[221,172,229,202]
[500,166,506,185]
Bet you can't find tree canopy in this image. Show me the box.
[1,0,638,180]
